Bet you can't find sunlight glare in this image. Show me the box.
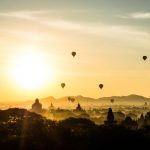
[11,49,53,90]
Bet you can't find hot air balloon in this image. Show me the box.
[71,98,75,103]
[68,97,75,103]
[143,56,147,61]
[72,51,76,57]
[68,97,71,102]
[110,99,114,104]
[99,84,103,89]
[144,102,148,106]
[61,83,66,88]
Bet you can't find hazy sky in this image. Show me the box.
[1,0,150,102]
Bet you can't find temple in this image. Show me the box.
[73,103,86,114]
[31,98,42,113]
[104,108,117,126]
[49,103,55,111]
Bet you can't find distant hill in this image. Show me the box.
[34,94,150,108]
[0,94,150,109]
[98,94,150,104]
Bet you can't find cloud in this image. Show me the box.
[0,10,150,46]
[43,19,150,40]
[0,11,35,20]
[131,12,150,19]
[118,12,150,19]
[0,10,53,20]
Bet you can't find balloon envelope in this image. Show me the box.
[72,51,76,57]
[143,56,147,61]
[61,83,66,88]
[99,84,103,89]
[110,99,114,103]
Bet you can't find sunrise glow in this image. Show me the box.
[10,48,53,90]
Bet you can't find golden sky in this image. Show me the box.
[0,0,150,102]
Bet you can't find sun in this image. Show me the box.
[11,50,53,90]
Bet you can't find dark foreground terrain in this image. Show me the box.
[0,108,150,150]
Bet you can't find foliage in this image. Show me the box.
[0,108,150,150]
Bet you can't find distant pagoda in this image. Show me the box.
[31,98,42,113]
[104,108,117,126]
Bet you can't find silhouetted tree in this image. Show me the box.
[0,108,150,150]
[121,116,138,130]
[138,114,145,129]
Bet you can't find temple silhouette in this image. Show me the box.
[104,108,117,126]
[31,98,42,113]
[76,103,83,111]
